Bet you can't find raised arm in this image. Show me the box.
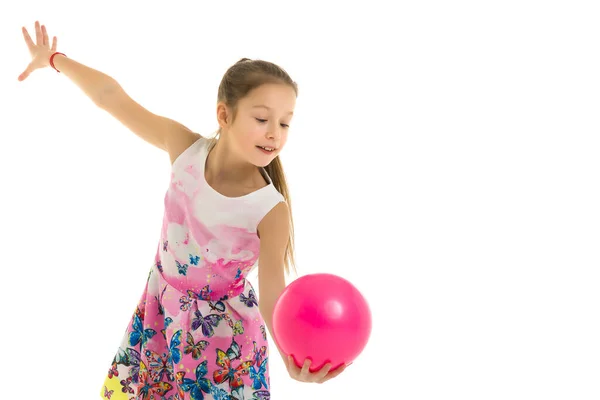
[19,21,199,163]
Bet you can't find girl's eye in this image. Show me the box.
[255,118,290,128]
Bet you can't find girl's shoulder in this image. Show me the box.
[168,132,204,166]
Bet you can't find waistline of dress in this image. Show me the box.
[152,261,247,302]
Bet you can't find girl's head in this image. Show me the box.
[209,58,298,275]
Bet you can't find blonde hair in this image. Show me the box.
[207,58,298,275]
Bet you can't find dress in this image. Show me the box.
[100,137,284,400]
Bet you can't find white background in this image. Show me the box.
[1,1,599,399]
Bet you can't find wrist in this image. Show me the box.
[49,51,66,72]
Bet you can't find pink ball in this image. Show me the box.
[271,273,372,372]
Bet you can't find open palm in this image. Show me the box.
[19,21,58,81]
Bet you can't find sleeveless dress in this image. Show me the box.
[100,137,284,400]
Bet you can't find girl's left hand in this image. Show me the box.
[286,355,351,384]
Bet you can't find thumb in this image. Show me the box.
[18,64,34,81]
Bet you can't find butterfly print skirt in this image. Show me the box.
[100,262,271,400]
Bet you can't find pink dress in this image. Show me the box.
[100,137,284,400]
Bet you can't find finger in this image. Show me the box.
[35,21,42,45]
[51,36,58,53]
[314,363,332,383]
[42,24,48,46]
[321,364,348,383]
[22,27,35,49]
[18,65,33,81]
[299,358,312,380]
[286,355,300,374]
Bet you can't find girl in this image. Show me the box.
[19,21,349,399]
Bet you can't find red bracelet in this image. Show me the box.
[49,52,66,72]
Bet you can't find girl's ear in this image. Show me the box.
[216,102,232,129]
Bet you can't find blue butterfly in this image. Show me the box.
[240,289,258,308]
[189,254,200,265]
[168,329,183,364]
[250,342,268,389]
[160,316,174,340]
[181,360,212,400]
[177,261,189,276]
[129,314,157,348]
[250,356,269,390]
[210,385,231,400]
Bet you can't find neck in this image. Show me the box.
[205,139,258,184]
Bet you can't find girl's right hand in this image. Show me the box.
[18,21,58,82]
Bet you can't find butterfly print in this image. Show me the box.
[144,350,173,383]
[232,320,244,336]
[210,385,231,400]
[240,288,258,307]
[179,295,192,312]
[120,376,134,395]
[180,360,212,400]
[137,360,173,399]
[252,390,271,400]
[187,285,212,301]
[174,371,186,400]
[108,361,119,379]
[260,325,267,341]
[129,314,157,349]
[221,314,245,336]
[184,331,210,360]
[120,347,142,384]
[250,342,268,390]
[134,305,145,323]
[157,285,169,316]
[102,385,114,399]
[208,300,226,313]
[213,338,253,391]
[160,316,174,340]
[176,260,188,276]
[191,309,222,338]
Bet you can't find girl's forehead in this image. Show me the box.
[242,87,296,112]
[249,83,296,100]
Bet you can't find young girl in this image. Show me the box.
[19,21,349,399]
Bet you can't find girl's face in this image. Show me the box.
[225,83,296,167]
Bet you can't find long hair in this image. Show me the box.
[206,58,298,275]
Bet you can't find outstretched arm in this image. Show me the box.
[19,21,199,163]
